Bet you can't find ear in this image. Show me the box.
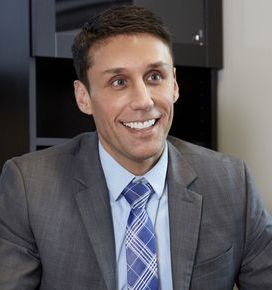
[74,80,93,115]
[173,67,180,103]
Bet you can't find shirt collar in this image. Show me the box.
[99,142,168,201]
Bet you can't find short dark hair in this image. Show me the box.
[71,5,172,89]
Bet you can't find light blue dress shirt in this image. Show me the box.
[99,142,173,290]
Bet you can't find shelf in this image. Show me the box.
[55,30,78,58]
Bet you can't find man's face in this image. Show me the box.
[74,33,179,175]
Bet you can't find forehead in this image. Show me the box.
[87,33,173,71]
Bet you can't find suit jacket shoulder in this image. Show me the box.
[9,132,98,172]
[0,132,115,290]
[166,135,272,290]
[167,135,242,167]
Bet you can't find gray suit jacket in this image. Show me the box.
[0,132,272,290]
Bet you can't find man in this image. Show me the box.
[0,5,272,290]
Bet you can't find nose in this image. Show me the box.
[129,80,154,111]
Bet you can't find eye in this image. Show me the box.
[147,72,162,83]
[112,78,126,88]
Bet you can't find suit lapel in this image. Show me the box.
[167,141,203,290]
[72,134,116,290]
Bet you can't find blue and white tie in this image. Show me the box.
[122,177,159,290]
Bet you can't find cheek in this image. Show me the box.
[91,100,121,127]
[152,82,176,101]
[157,93,176,110]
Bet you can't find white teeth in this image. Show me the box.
[123,119,156,129]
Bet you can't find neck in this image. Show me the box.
[123,157,160,176]
[99,141,165,176]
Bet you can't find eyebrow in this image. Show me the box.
[101,61,172,75]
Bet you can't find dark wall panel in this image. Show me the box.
[0,1,30,169]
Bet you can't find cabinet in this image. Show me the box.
[0,0,222,169]
[30,0,221,151]
[32,0,222,67]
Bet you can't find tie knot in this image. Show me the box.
[121,177,154,210]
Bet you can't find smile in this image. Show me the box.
[122,119,156,130]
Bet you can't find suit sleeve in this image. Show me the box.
[237,162,272,289]
[0,160,41,289]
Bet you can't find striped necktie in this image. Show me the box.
[121,177,159,290]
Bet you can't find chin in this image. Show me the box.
[131,145,164,162]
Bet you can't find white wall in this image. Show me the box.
[218,0,272,210]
